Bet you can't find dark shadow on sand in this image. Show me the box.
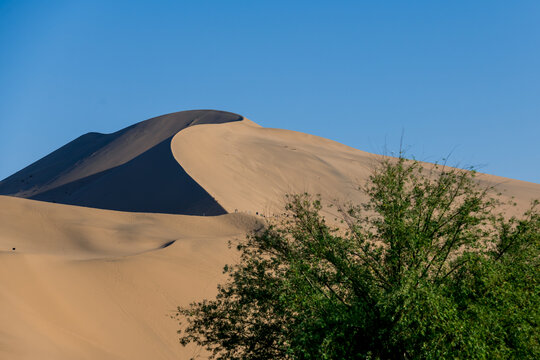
[30,138,226,216]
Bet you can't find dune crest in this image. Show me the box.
[0,110,242,215]
[171,120,540,217]
[171,120,374,216]
[3,109,537,217]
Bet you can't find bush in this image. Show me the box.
[176,156,539,359]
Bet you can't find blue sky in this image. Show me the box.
[1,0,539,183]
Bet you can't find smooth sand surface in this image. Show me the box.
[1,111,539,359]
[172,120,540,218]
[0,195,261,359]
[172,119,376,219]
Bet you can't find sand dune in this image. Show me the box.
[2,109,537,216]
[1,110,539,359]
[0,196,261,359]
[172,119,540,217]
[0,110,241,215]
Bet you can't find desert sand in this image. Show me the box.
[0,110,242,215]
[1,110,539,359]
[0,195,261,360]
[172,117,540,218]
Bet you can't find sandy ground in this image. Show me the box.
[172,119,540,218]
[1,111,539,359]
[0,196,261,360]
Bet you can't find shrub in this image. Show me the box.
[177,156,539,359]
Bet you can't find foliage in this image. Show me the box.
[176,156,540,359]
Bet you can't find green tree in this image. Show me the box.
[176,156,540,359]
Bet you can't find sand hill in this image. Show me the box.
[0,195,261,359]
[0,110,242,215]
[1,110,539,359]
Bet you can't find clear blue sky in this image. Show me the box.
[1,0,539,183]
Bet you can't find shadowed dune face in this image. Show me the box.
[30,138,226,215]
[0,110,241,215]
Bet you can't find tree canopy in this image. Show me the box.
[176,156,540,359]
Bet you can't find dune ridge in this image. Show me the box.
[172,119,540,218]
[3,109,536,217]
[0,110,242,215]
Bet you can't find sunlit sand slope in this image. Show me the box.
[172,120,540,217]
[0,196,261,360]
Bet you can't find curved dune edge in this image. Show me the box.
[0,195,260,259]
[0,195,262,359]
[30,136,227,216]
[172,120,540,218]
[171,119,377,217]
[0,110,242,215]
